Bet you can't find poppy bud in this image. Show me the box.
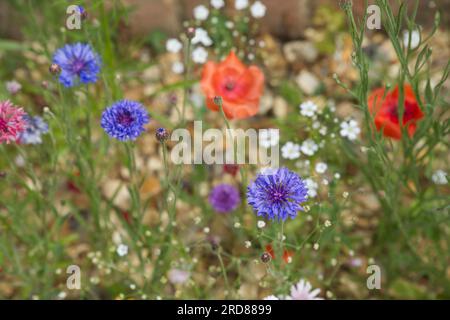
[186,27,196,39]
[260,252,271,263]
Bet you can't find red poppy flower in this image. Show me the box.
[368,84,424,140]
[201,51,264,120]
[265,244,293,263]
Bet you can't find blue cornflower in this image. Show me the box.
[52,43,101,87]
[18,115,49,145]
[247,167,308,221]
[209,184,241,213]
[101,100,150,141]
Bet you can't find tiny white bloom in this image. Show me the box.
[57,292,67,300]
[342,191,349,199]
[259,129,280,148]
[244,241,252,248]
[300,101,318,117]
[203,227,210,233]
[225,21,235,29]
[319,127,327,136]
[305,178,318,198]
[313,243,320,250]
[340,120,361,141]
[431,170,448,185]
[171,61,184,74]
[166,38,182,53]
[211,0,225,9]
[300,139,318,156]
[324,220,332,228]
[192,47,208,64]
[315,162,328,174]
[192,28,213,46]
[257,220,266,228]
[263,295,279,300]
[235,0,249,10]
[334,173,341,179]
[250,1,267,18]
[282,142,301,160]
[403,29,420,50]
[116,244,128,257]
[193,5,209,21]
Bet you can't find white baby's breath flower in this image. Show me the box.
[324,220,332,228]
[116,244,128,257]
[244,241,252,248]
[315,162,328,174]
[250,1,267,18]
[193,5,209,21]
[211,0,225,9]
[257,220,266,228]
[431,170,448,185]
[300,101,318,117]
[403,29,420,50]
[305,178,318,198]
[171,61,184,74]
[340,120,361,141]
[319,127,327,136]
[235,0,249,10]
[281,142,301,160]
[259,129,280,148]
[192,28,213,46]
[166,38,182,53]
[300,139,318,156]
[192,47,208,64]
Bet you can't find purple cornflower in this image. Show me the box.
[18,115,49,145]
[209,184,241,213]
[101,100,150,141]
[247,167,308,221]
[52,43,101,87]
[155,127,169,142]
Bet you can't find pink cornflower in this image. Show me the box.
[0,100,26,144]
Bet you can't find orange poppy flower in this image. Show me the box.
[201,51,264,120]
[368,84,424,140]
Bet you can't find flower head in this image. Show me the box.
[168,269,190,285]
[251,1,267,19]
[289,279,323,300]
[192,28,213,47]
[18,115,49,145]
[247,167,308,221]
[300,139,318,156]
[368,84,424,140]
[209,184,241,213]
[101,100,150,141]
[193,5,209,21]
[6,80,22,95]
[166,38,183,53]
[52,43,101,87]
[192,47,209,64]
[0,100,26,144]
[201,51,264,119]
[340,119,360,141]
[235,0,249,10]
[431,170,448,185]
[281,142,301,160]
[300,100,318,117]
[259,129,279,148]
[211,0,225,9]
[116,244,128,257]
